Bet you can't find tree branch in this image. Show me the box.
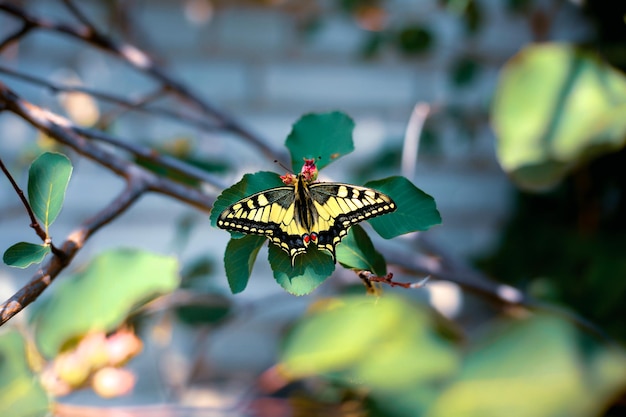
[0,179,147,326]
[0,67,225,134]
[0,157,49,244]
[0,3,287,164]
[0,82,219,326]
[0,82,215,211]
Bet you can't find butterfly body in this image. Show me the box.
[217,161,396,266]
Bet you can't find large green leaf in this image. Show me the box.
[281,295,458,404]
[210,171,284,230]
[224,235,266,293]
[0,331,49,417]
[336,225,386,275]
[27,152,73,230]
[427,316,626,417]
[268,244,335,295]
[285,112,355,172]
[3,242,50,268]
[492,43,626,191]
[32,249,179,358]
[365,176,441,239]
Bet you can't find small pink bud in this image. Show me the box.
[76,332,109,370]
[53,352,90,387]
[40,365,73,397]
[106,330,143,366]
[92,367,136,398]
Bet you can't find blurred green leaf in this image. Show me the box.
[210,171,284,229]
[493,44,626,191]
[361,32,385,58]
[224,235,266,293]
[32,249,179,358]
[3,242,50,268]
[180,256,215,286]
[175,293,231,326]
[365,176,441,239]
[281,295,459,413]
[427,316,626,417]
[396,25,433,55]
[269,244,335,295]
[451,56,481,87]
[27,152,72,230]
[0,331,49,417]
[135,137,229,187]
[285,112,355,172]
[463,0,482,34]
[336,225,386,275]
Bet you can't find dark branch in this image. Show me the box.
[0,180,146,326]
[0,157,47,242]
[0,3,287,164]
[0,67,224,134]
[0,82,214,211]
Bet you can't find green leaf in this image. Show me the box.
[336,225,387,275]
[224,235,266,293]
[492,44,626,191]
[32,248,179,358]
[268,244,335,295]
[365,176,441,239]
[0,331,49,417]
[396,25,433,56]
[27,152,73,230]
[175,293,231,326]
[281,295,458,394]
[3,242,51,268]
[285,112,355,172]
[210,171,284,229]
[427,316,626,417]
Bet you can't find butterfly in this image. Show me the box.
[217,159,396,266]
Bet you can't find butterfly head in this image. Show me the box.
[280,158,319,186]
[300,158,319,182]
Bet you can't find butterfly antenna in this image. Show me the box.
[273,159,293,174]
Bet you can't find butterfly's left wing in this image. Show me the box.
[217,186,314,261]
[308,183,397,260]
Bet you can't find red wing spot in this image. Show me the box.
[310,232,318,242]
[303,234,310,244]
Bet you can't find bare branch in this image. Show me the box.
[0,81,222,325]
[0,82,215,211]
[0,22,32,52]
[0,179,147,326]
[0,67,224,133]
[0,3,287,164]
[383,245,614,343]
[0,157,49,243]
[68,126,227,190]
[61,0,100,33]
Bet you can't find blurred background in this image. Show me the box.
[1,0,626,416]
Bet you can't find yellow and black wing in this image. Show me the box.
[216,186,302,254]
[217,181,396,265]
[307,183,396,261]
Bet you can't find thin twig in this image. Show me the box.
[0,23,32,51]
[0,3,287,164]
[0,66,224,133]
[62,0,99,32]
[358,271,429,289]
[69,125,227,190]
[0,82,215,211]
[0,157,47,242]
[401,102,431,179]
[0,179,147,326]
[383,248,615,344]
